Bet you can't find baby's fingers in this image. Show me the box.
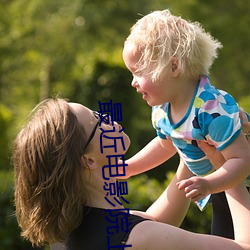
[185,189,201,201]
[176,179,194,190]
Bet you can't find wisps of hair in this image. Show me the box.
[125,9,222,81]
[13,98,88,246]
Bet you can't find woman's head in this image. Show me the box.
[14,98,90,246]
[124,9,222,81]
[68,102,130,162]
[14,98,130,246]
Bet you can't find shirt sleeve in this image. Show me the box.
[151,105,170,140]
[197,90,241,151]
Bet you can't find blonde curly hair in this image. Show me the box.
[13,98,88,246]
[125,9,222,81]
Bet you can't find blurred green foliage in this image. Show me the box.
[0,0,249,248]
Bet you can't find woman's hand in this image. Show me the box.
[239,107,250,140]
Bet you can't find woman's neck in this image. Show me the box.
[84,167,124,210]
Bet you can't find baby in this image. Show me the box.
[122,9,250,212]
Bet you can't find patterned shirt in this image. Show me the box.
[152,75,241,176]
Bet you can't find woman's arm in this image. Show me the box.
[145,159,192,226]
[192,132,249,199]
[127,183,250,250]
[128,154,250,249]
[130,159,193,226]
[225,183,250,245]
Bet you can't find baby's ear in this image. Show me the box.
[171,57,180,76]
[82,155,97,169]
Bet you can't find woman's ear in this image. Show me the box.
[170,57,180,77]
[82,155,97,169]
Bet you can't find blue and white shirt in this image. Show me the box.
[152,75,242,176]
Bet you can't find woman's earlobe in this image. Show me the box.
[82,155,97,169]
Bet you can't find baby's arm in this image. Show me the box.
[123,136,177,178]
[178,132,250,201]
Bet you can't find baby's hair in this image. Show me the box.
[125,9,222,81]
[13,98,88,246]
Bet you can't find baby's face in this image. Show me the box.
[123,43,174,106]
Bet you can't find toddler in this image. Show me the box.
[122,9,250,237]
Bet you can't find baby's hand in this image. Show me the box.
[177,176,211,202]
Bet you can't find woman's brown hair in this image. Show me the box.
[13,98,88,246]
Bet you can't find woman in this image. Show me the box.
[13,98,250,249]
